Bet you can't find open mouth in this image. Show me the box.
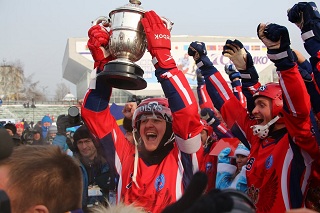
[255,118,264,124]
[146,132,157,141]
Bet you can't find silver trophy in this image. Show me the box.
[94,0,173,90]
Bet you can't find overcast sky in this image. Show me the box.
[0,0,308,100]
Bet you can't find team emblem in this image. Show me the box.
[265,155,273,170]
[206,162,213,172]
[258,85,267,91]
[154,174,165,192]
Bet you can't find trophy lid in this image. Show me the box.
[109,0,145,17]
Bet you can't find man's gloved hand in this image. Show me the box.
[196,69,205,85]
[222,39,253,71]
[288,2,320,58]
[141,10,176,69]
[188,41,213,68]
[87,24,114,71]
[218,147,232,164]
[56,114,70,136]
[257,23,294,69]
[200,108,217,126]
[224,63,241,81]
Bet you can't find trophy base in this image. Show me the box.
[97,60,147,90]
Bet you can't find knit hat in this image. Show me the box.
[15,122,24,130]
[4,123,17,135]
[73,125,92,144]
[48,125,58,134]
[234,143,250,157]
[41,115,52,125]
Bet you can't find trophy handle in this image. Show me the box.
[161,16,174,32]
[91,16,111,28]
[91,16,112,58]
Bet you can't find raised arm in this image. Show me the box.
[141,11,202,153]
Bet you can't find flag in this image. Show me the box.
[207,45,216,51]
[110,103,125,134]
[251,45,260,51]
[261,45,267,51]
[218,45,224,51]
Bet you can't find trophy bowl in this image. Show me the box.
[97,0,147,90]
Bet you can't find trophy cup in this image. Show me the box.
[95,0,173,90]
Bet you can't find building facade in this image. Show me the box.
[63,35,276,104]
[0,65,24,100]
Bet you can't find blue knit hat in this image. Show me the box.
[41,115,52,124]
[234,143,250,157]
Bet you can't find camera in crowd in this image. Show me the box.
[21,129,40,145]
[67,106,83,128]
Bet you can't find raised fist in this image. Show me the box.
[257,23,291,51]
[141,10,176,69]
[222,39,253,71]
[188,41,213,68]
[287,2,320,33]
[218,147,232,164]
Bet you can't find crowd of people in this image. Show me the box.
[1,1,320,213]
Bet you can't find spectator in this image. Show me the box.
[4,123,21,146]
[4,122,16,137]
[45,125,58,145]
[41,115,52,139]
[0,145,83,213]
[72,125,115,210]
[31,129,45,145]
[216,143,249,193]
[15,122,24,138]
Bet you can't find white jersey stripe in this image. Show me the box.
[282,147,293,210]
[210,75,230,100]
[278,73,297,117]
[200,86,208,103]
[172,75,192,105]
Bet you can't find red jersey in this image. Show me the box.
[82,67,203,213]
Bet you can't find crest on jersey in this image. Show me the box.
[154,174,165,192]
[206,162,213,172]
[257,85,267,91]
[265,155,273,170]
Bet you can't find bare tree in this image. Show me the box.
[0,61,46,101]
[23,73,47,101]
[54,82,70,101]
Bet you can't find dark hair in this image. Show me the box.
[122,117,133,132]
[4,123,17,135]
